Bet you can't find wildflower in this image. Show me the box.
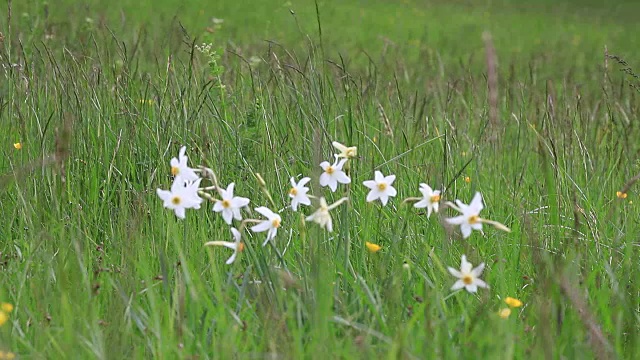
[365,242,382,253]
[445,192,510,238]
[464,176,471,183]
[0,312,7,326]
[213,183,250,224]
[616,191,627,199]
[0,303,13,313]
[362,170,397,206]
[319,156,351,192]
[332,141,357,159]
[170,146,199,182]
[251,207,282,246]
[499,308,512,319]
[306,197,348,232]
[204,227,244,264]
[448,255,488,293]
[13,143,21,150]
[289,177,311,211]
[156,178,203,219]
[505,297,523,308]
[413,183,441,217]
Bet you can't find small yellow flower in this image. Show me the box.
[365,242,381,253]
[616,191,628,199]
[498,308,512,319]
[1,303,13,313]
[504,297,523,308]
[464,176,471,183]
[13,143,22,150]
[0,311,8,326]
[6,352,15,360]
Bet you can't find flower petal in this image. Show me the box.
[298,177,311,187]
[470,192,484,212]
[231,228,242,242]
[174,207,186,219]
[255,206,275,219]
[222,209,233,224]
[366,190,379,202]
[446,216,465,225]
[362,180,377,190]
[460,224,472,238]
[465,284,478,293]
[451,280,465,291]
[471,262,485,277]
[251,220,272,233]
[448,267,462,278]
[385,174,396,185]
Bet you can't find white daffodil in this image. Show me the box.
[446,192,485,238]
[306,197,348,232]
[170,146,199,182]
[289,177,311,211]
[319,156,351,192]
[156,178,203,219]
[213,183,250,224]
[413,183,441,218]
[362,170,397,206]
[204,227,244,265]
[332,141,357,159]
[448,255,488,293]
[251,207,282,246]
[445,192,511,238]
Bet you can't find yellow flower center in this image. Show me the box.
[377,182,387,191]
[430,194,441,202]
[171,196,181,205]
[468,215,479,224]
[238,243,245,252]
[171,166,179,176]
[221,199,231,208]
[289,187,298,196]
[462,274,474,285]
[326,166,335,175]
[272,219,281,228]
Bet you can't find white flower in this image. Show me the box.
[362,170,397,206]
[332,141,357,159]
[204,228,244,264]
[170,146,199,182]
[448,255,488,293]
[213,183,250,224]
[306,197,348,232]
[413,184,441,218]
[289,177,311,211]
[156,178,203,219]
[319,156,351,192]
[251,207,282,246]
[445,192,484,238]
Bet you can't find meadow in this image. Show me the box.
[1,0,640,358]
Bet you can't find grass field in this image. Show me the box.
[2,0,640,358]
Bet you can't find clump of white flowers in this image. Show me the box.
[157,142,510,297]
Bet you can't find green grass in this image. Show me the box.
[1,0,640,358]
